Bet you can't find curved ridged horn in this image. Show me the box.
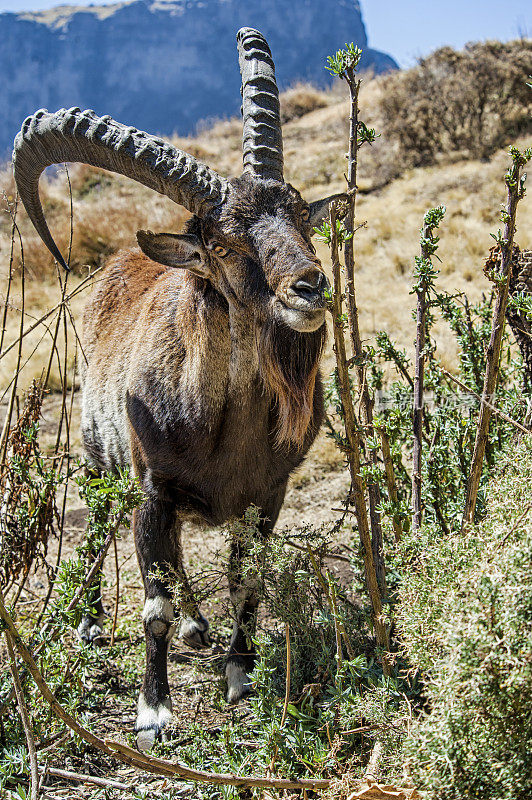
[237,28,284,182]
[13,107,230,269]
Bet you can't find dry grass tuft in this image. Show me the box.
[280,82,330,123]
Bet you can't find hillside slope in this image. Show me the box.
[0,0,397,157]
[1,73,530,393]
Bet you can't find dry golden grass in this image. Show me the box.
[340,140,532,368]
[279,82,331,123]
[1,76,531,394]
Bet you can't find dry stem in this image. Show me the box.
[443,369,530,435]
[43,767,128,791]
[280,623,291,729]
[412,223,430,533]
[5,628,40,800]
[306,546,356,659]
[342,71,386,595]
[329,202,390,669]
[462,156,528,529]
[328,572,344,679]
[110,530,120,646]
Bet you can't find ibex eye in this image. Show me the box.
[213,244,230,257]
[300,207,310,221]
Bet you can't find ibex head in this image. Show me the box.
[13,28,341,335]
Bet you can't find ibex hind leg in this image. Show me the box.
[225,495,283,704]
[173,531,211,649]
[77,468,108,645]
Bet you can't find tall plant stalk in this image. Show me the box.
[329,202,390,668]
[410,208,446,533]
[327,44,386,596]
[412,225,428,533]
[462,146,531,529]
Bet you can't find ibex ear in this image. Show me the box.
[136,231,210,278]
[309,193,349,231]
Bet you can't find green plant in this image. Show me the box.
[0,419,143,793]
[326,43,362,78]
[398,437,532,799]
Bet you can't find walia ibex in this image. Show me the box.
[13,28,342,749]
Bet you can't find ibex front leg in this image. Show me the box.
[134,490,209,751]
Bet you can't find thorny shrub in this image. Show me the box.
[381,40,532,167]
[279,82,329,123]
[0,402,143,792]
[366,284,528,530]
[397,437,532,800]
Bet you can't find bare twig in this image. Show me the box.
[491,503,532,551]
[341,723,399,736]
[285,538,352,563]
[110,530,120,646]
[36,733,71,754]
[0,266,103,365]
[0,210,25,468]
[280,623,291,729]
[0,194,17,358]
[328,572,344,679]
[306,545,356,660]
[43,767,128,791]
[268,623,291,776]
[443,369,530,435]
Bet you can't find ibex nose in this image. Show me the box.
[290,271,329,303]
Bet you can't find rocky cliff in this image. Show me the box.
[0,0,397,158]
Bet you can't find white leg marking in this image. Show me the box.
[178,611,211,649]
[77,611,105,644]
[142,596,176,642]
[135,692,173,751]
[226,662,253,704]
[136,691,173,730]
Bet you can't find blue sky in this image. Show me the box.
[0,0,529,67]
